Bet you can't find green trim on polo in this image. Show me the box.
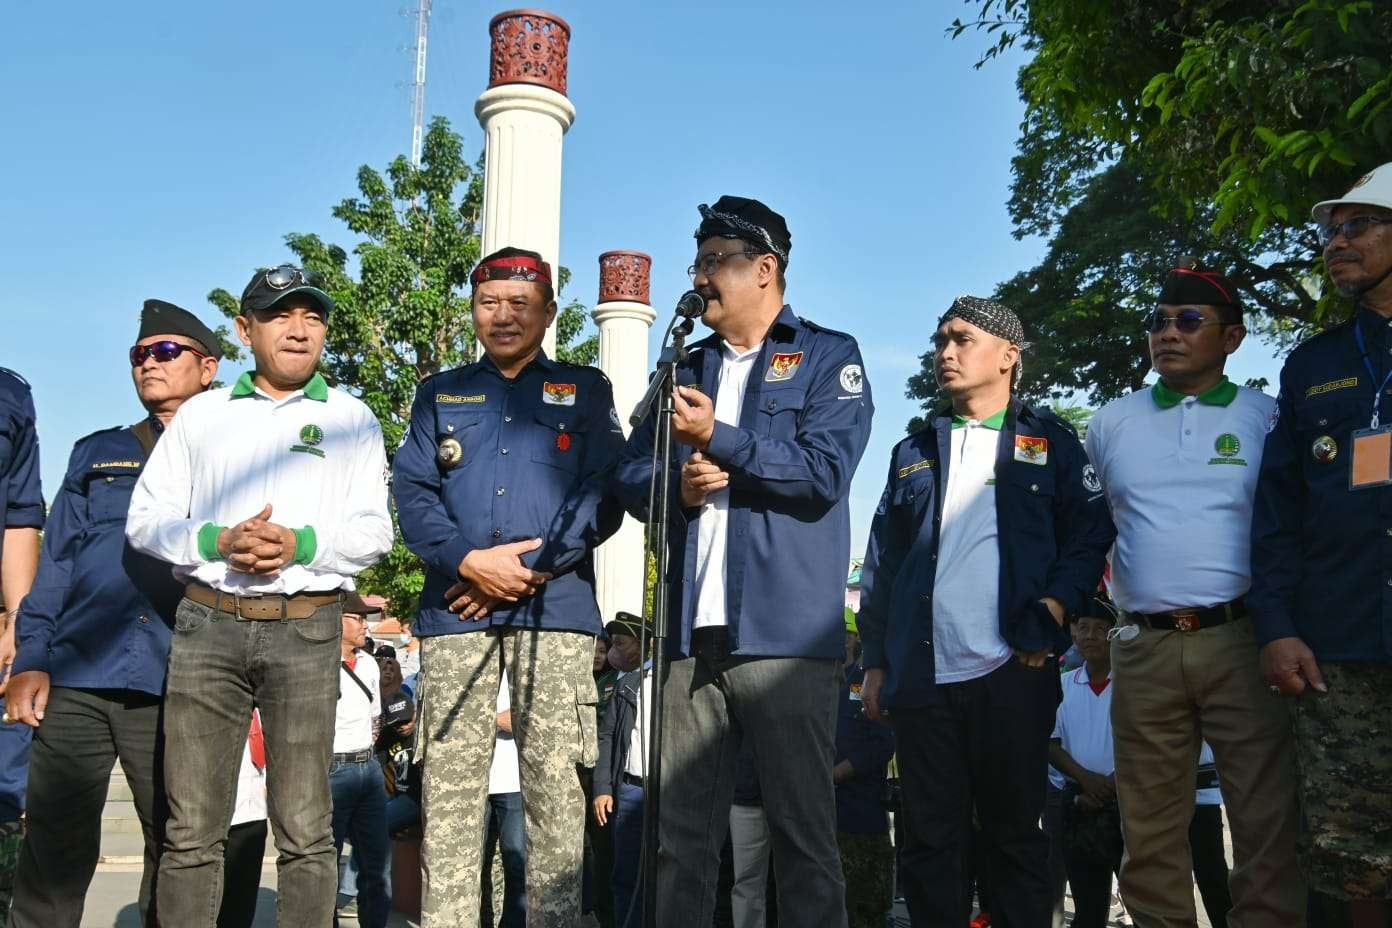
[228,371,329,402]
[197,522,225,561]
[1152,376,1237,410]
[293,526,317,565]
[951,407,1008,430]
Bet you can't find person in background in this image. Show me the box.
[584,631,619,928]
[219,713,269,928]
[1190,744,1233,927]
[480,669,526,927]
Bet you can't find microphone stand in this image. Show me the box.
[632,314,694,928]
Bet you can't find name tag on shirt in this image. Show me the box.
[1350,427,1392,489]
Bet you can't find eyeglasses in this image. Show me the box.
[1319,215,1392,247]
[1144,309,1227,334]
[129,341,212,367]
[687,250,757,280]
[262,264,318,290]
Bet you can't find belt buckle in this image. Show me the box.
[1171,610,1199,632]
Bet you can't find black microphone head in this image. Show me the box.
[675,290,706,318]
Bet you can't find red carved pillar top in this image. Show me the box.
[598,251,653,305]
[488,9,571,96]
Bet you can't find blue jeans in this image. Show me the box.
[483,791,527,927]
[340,792,420,899]
[612,779,645,927]
[331,757,391,928]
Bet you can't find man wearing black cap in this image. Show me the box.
[4,300,220,927]
[1085,266,1304,927]
[858,296,1111,926]
[613,196,874,926]
[126,266,394,927]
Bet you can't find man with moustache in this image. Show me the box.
[613,196,874,927]
[858,296,1111,927]
[1085,264,1305,927]
[5,301,221,927]
[1251,163,1392,927]
[126,265,394,928]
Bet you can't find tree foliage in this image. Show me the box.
[908,0,1392,427]
[208,117,598,618]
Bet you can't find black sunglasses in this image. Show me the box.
[1144,309,1227,334]
[263,264,319,290]
[129,341,212,366]
[1318,215,1391,248]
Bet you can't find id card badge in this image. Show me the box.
[1350,426,1392,490]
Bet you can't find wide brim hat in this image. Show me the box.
[1312,163,1392,225]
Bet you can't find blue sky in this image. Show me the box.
[0,0,1283,555]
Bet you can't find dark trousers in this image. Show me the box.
[1042,786,1067,928]
[217,820,268,928]
[331,758,391,928]
[1189,804,1232,927]
[1061,798,1123,928]
[655,653,846,928]
[480,791,527,927]
[611,779,645,928]
[10,687,165,928]
[157,598,342,928]
[894,658,1059,927]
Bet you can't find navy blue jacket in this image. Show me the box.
[13,423,183,695]
[612,306,874,659]
[594,666,644,799]
[857,400,1113,709]
[0,368,45,540]
[1251,308,1392,661]
[393,352,625,637]
[835,663,895,834]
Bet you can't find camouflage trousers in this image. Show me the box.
[418,629,598,927]
[0,818,21,917]
[1290,660,1392,900]
[836,831,893,928]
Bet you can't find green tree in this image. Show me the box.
[208,117,598,619]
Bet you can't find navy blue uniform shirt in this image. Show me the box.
[393,352,624,637]
[857,400,1114,709]
[612,305,874,660]
[1251,307,1392,661]
[13,422,183,695]
[835,662,895,834]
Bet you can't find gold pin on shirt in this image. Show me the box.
[1311,435,1338,464]
[437,437,463,468]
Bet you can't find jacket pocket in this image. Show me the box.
[531,409,589,474]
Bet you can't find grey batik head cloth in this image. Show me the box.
[938,295,1031,389]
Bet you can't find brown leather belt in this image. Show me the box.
[184,582,342,620]
[1126,597,1244,633]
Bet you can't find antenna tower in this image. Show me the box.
[410,0,432,166]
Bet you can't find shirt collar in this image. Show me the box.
[1074,664,1112,685]
[480,349,557,380]
[721,341,764,362]
[229,371,329,402]
[951,407,1008,430]
[1151,376,1236,410]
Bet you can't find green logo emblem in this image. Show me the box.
[1214,433,1241,457]
[299,424,324,446]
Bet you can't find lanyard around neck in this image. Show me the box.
[1353,321,1392,428]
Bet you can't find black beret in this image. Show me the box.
[695,196,791,268]
[137,300,223,359]
[1158,266,1241,309]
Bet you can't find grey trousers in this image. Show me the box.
[656,654,847,928]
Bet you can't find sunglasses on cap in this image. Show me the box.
[261,264,320,290]
[1318,215,1392,248]
[1143,308,1228,334]
[129,341,213,366]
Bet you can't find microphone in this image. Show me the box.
[674,290,706,319]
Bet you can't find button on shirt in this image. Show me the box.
[693,343,762,630]
[336,651,381,753]
[934,411,1013,682]
[126,373,393,594]
[1086,378,1275,613]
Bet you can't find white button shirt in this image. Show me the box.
[335,649,381,754]
[692,343,763,629]
[126,372,394,594]
[1085,380,1276,613]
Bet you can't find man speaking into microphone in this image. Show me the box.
[614,196,874,927]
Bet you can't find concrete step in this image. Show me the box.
[103,799,144,833]
[108,771,133,802]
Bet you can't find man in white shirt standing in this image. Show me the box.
[1084,265,1304,927]
[126,265,394,928]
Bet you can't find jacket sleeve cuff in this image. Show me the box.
[1251,609,1300,647]
[860,639,887,669]
[434,536,475,581]
[197,523,225,562]
[293,526,317,566]
[705,421,742,461]
[9,646,50,677]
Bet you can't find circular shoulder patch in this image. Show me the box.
[1082,464,1102,493]
[839,363,864,394]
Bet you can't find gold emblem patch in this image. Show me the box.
[436,393,486,404]
[1311,435,1338,463]
[897,460,935,479]
[437,437,463,468]
[1305,377,1358,398]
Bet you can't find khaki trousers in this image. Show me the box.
[418,629,597,928]
[1110,616,1305,928]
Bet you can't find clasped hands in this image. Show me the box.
[218,504,296,575]
[447,538,552,622]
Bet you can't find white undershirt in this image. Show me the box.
[932,418,1012,682]
[489,670,520,795]
[624,666,653,779]
[334,649,381,754]
[692,342,763,629]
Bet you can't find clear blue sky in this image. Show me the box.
[0,0,1282,555]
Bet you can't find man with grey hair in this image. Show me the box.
[859,295,1113,925]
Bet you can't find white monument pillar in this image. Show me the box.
[475,9,575,356]
[592,251,657,622]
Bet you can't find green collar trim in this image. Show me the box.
[951,407,1007,430]
[1152,376,1237,410]
[230,371,329,402]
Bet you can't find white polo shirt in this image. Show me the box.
[126,372,394,595]
[933,410,1012,683]
[692,343,763,629]
[624,664,654,779]
[335,650,381,753]
[1049,664,1114,790]
[1084,378,1276,613]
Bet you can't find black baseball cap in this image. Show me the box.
[240,264,335,317]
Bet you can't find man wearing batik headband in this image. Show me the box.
[613,195,874,927]
[858,295,1112,926]
[1084,264,1305,927]
[393,245,625,927]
